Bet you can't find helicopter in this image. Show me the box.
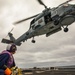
[1,0,75,46]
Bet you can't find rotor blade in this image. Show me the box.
[37,0,47,8]
[66,0,73,3]
[10,27,14,33]
[59,0,73,6]
[63,0,73,4]
[13,14,39,25]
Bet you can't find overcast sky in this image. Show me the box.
[0,0,75,68]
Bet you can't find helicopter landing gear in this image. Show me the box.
[64,27,69,32]
[62,26,69,32]
[31,37,35,43]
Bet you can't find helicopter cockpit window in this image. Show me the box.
[30,19,35,25]
[30,19,35,29]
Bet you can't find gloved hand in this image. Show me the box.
[4,68,12,75]
[4,65,12,75]
[11,66,18,70]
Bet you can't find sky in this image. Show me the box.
[0,0,75,68]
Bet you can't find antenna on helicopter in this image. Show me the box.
[37,0,47,8]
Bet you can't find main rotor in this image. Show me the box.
[37,0,47,8]
[13,0,73,25]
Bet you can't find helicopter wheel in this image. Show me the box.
[64,27,69,32]
[54,20,59,25]
[31,40,35,43]
[31,37,36,43]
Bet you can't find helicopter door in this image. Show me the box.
[44,13,51,24]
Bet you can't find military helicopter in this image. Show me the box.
[1,0,75,46]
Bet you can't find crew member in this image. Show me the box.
[0,43,17,75]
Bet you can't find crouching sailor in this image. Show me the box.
[0,43,17,75]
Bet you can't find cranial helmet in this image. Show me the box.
[6,43,17,52]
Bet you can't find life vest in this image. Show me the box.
[1,50,14,68]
